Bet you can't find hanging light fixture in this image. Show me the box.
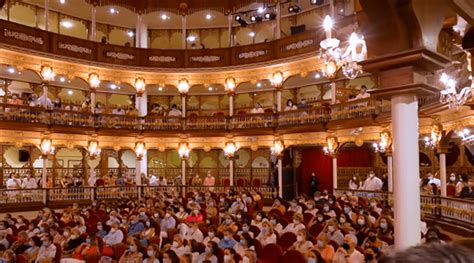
[134,77,146,96]
[88,73,100,89]
[319,16,366,80]
[39,138,55,156]
[40,65,55,82]
[87,140,101,159]
[439,72,472,110]
[223,142,237,158]
[458,127,474,144]
[323,136,339,156]
[373,131,391,153]
[178,79,190,94]
[225,77,236,93]
[178,142,190,159]
[270,140,284,157]
[134,142,147,160]
[271,71,284,87]
[423,125,442,149]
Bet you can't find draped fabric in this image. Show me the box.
[300,147,372,195]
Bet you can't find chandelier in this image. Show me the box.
[223,142,237,158]
[271,140,284,156]
[87,140,101,159]
[423,125,442,149]
[323,136,339,156]
[319,16,367,80]
[439,52,472,110]
[39,138,55,156]
[373,131,391,153]
[178,143,190,159]
[458,128,474,145]
[134,142,147,160]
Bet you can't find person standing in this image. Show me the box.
[362,171,383,191]
[309,172,319,196]
[203,171,215,191]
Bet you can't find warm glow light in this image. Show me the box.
[67,90,73,95]
[224,142,237,158]
[178,79,190,94]
[271,71,284,87]
[40,66,55,82]
[87,140,101,159]
[187,35,196,42]
[206,14,212,20]
[40,138,55,156]
[324,136,339,156]
[7,66,15,74]
[88,73,100,89]
[134,142,147,160]
[61,21,73,28]
[323,15,333,32]
[134,78,146,95]
[60,0,65,4]
[127,31,134,37]
[178,143,190,159]
[324,60,338,79]
[225,77,236,92]
[161,14,170,20]
[271,141,284,156]
[249,32,255,37]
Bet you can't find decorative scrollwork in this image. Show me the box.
[237,50,268,60]
[58,42,92,54]
[105,51,135,60]
[190,56,220,62]
[3,29,44,45]
[285,39,314,51]
[149,56,177,63]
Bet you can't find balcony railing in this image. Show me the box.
[0,99,387,133]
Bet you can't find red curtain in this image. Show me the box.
[301,149,333,194]
[300,147,372,195]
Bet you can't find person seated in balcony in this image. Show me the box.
[284,99,297,111]
[9,93,23,105]
[81,97,91,112]
[6,173,21,190]
[298,98,310,109]
[94,102,103,114]
[36,94,53,108]
[112,105,125,115]
[101,37,108,44]
[168,104,182,117]
[53,98,62,110]
[127,105,138,116]
[355,85,370,100]
[203,171,215,190]
[148,174,158,186]
[191,174,202,186]
[158,176,167,186]
[27,94,39,107]
[250,103,264,114]
[361,171,383,191]
[460,176,474,198]
[150,104,164,116]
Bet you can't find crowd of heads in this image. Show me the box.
[0,188,468,263]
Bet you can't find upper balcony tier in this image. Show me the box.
[0,16,356,69]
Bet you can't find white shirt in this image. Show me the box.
[250,107,264,114]
[203,236,220,246]
[6,178,20,189]
[171,245,190,257]
[36,244,57,263]
[149,176,158,186]
[429,178,441,187]
[362,176,383,191]
[282,223,305,234]
[355,92,370,100]
[284,105,297,111]
[103,229,124,246]
[168,109,182,117]
[183,228,204,243]
[22,178,38,189]
[333,248,365,263]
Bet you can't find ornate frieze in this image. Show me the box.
[284,39,314,51]
[105,51,135,60]
[237,50,268,60]
[149,56,177,63]
[58,42,92,54]
[3,29,43,45]
[190,56,220,62]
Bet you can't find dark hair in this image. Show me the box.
[379,243,474,263]
[308,249,324,262]
[164,249,179,263]
[208,241,219,257]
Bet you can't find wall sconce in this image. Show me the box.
[87,140,101,159]
[88,73,100,89]
[271,71,284,88]
[134,77,146,96]
[178,142,190,159]
[40,65,55,82]
[134,142,147,160]
[323,136,339,156]
[225,77,236,93]
[224,142,237,158]
[178,79,190,94]
[40,138,55,156]
[271,140,284,157]
[424,124,442,149]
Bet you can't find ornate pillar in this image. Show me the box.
[44,0,49,31]
[275,1,281,39]
[227,14,233,47]
[181,15,187,49]
[90,4,97,41]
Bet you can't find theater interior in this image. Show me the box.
[0,0,473,262]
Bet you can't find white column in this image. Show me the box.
[135,91,148,117]
[332,157,338,190]
[135,14,141,48]
[277,90,282,112]
[44,0,49,31]
[90,91,96,113]
[181,95,186,118]
[387,155,393,192]
[90,5,97,41]
[182,15,187,49]
[229,159,234,187]
[392,94,421,249]
[330,82,336,104]
[277,158,283,198]
[275,1,281,39]
[181,159,186,195]
[439,153,447,197]
[136,15,148,48]
[227,15,233,47]
[42,84,48,108]
[135,154,147,185]
[229,94,234,116]
[42,157,48,188]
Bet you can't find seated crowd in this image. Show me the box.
[0,188,454,263]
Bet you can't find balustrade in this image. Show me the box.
[330,98,377,121]
[230,113,275,129]
[278,107,330,126]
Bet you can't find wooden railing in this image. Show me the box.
[0,99,388,133]
[0,185,277,211]
[334,188,474,230]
